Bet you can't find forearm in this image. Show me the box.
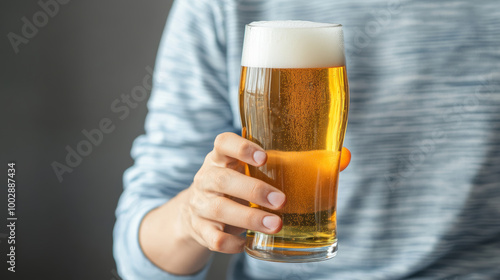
[139,189,212,275]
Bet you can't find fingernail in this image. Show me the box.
[253,151,266,165]
[262,216,280,230]
[267,192,285,208]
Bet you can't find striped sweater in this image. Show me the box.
[114,0,500,279]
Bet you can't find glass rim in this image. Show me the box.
[247,21,342,29]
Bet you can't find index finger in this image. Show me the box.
[212,132,267,167]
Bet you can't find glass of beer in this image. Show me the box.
[239,21,349,262]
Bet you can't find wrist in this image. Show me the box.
[139,188,212,275]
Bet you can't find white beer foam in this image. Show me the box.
[241,21,345,69]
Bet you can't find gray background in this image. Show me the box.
[0,0,230,279]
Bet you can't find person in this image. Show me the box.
[113,0,500,279]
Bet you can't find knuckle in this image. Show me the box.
[190,219,211,247]
[194,166,209,186]
[187,194,198,209]
[190,217,202,236]
[211,169,229,192]
[237,142,252,159]
[214,172,226,187]
[210,197,225,219]
[214,135,223,148]
[195,195,211,216]
[244,208,260,227]
[205,151,215,163]
[196,166,219,192]
[193,171,203,185]
[249,181,266,201]
[214,133,230,149]
[209,232,226,252]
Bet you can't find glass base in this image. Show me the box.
[245,242,337,263]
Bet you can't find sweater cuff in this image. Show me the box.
[114,199,212,280]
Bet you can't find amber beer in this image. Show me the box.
[239,21,349,262]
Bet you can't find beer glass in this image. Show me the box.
[239,21,349,262]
